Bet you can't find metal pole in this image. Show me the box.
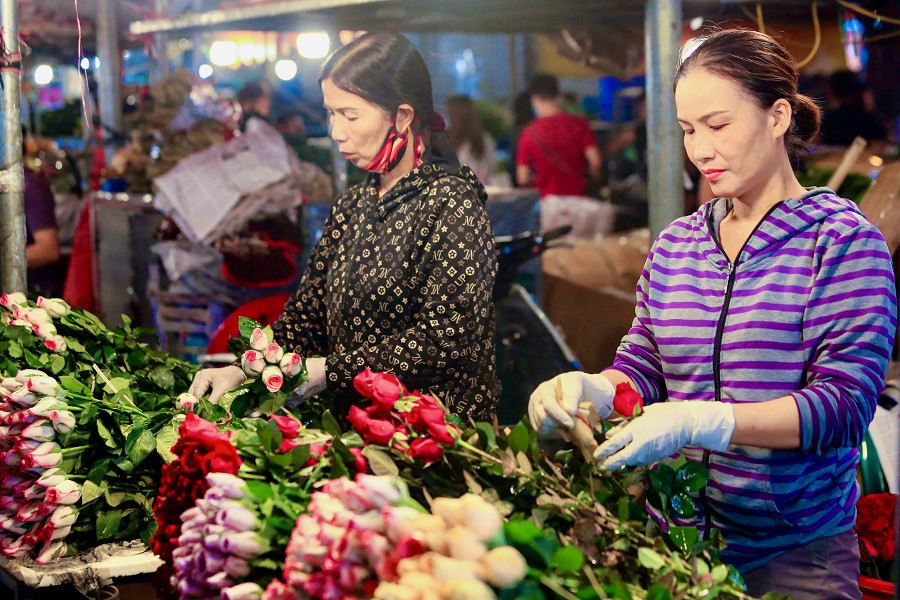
[191,0,204,71]
[0,0,27,293]
[97,0,123,136]
[645,0,684,239]
[150,0,169,83]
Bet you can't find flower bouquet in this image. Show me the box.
[856,492,897,597]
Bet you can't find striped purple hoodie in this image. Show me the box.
[612,188,897,572]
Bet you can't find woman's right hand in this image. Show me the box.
[528,372,615,436]
[188,365,246,405]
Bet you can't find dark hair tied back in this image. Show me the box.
[321,32,459,168]
[675,28,821,161]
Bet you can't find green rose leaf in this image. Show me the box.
[96,509,123,540]
[668,526,699,555]
[637,547,666,571]
[506,422,530,454]
[361,446,399,476]
[670,493,695,518]
[238,316,262,339]
[550,545,585,573]
[504,519,542,544]
[646,586,673,600]
[156,424,179,463]
[81,480,106,503]
[321,410,341,437]
[675,461,710,492]
[475,422,495,449]
[125,427,157,466]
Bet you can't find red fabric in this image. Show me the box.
[516,112,597,197]
[62,202,96,311]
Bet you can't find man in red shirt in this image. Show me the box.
[516,74,601,197]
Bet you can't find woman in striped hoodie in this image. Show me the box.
[529,29,896,599]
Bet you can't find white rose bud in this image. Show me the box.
[43,336,67,353]
[0,292,27,310]
[36,297,70,318]
[442,580,496,600]
[249,327,269,351]
[373,583,419,600]
[446,525,487,561]
[14,369,48,384]
[460,494,504,542]
[398,572,441,591]
[482,546,528,589]
[279,352,303,377]
[430,555,485,583]
[241,350,265,376]
[31,321,57,340]
[261,365,284,393]
[175,392,197,411]
[431,497,466,528]
[263,342,284,365]
[21,308,51,325]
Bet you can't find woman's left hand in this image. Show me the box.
[291,357,328,400]
[594,401,736,469]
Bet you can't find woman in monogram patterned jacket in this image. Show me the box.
[190,33,500,422]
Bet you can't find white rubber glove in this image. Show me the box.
[291,357,327,400]
[188,365,246,405]
[594,401,736,470]
[528,372,615,436]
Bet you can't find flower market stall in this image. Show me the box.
[0,294,798,599]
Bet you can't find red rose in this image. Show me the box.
[349,447,367,473]
[395,536,426,560]
[613,382,644,417]
[856,492,898,562]
[305,443,328,467]
[353,368,406,414]
[271,415,301,440]
[178,412,220,439]
[407,437,443,463]
[348,405,401,446]
[348,405,369,433]
[407,403,447,433]
[426,420,458,445]
[279,438,299,453]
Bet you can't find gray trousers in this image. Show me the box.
[741,529,862,600]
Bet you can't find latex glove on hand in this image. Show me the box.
[188,365,246,405]
[528,372,615,436]
[291,357,327,400]
[594,401,735,470]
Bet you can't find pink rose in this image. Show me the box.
[249,327,269,351]
[279,353,303,377]
[271,415,301,440]
[264,342,284,365]
[261,365,284,393]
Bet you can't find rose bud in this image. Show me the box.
[43,335,68,353]
[48,506,77,529]
[216,503,257,532]
[48,411,76,435]
[431,555,486,583]
[205,571,232,589]
[45,479,81,505]
[398,572,441,592]
[36,468,67,489]
[270,414,301,441]
[263,342,284,365]
[9,319,30,328]
[28,397,67,417]
[21,446,62,470]
[17,502,43,523]
[430,498,465,528]
[249,327,269,351]
[0,292,27,310]
[241,350,265,376]
[481,546,528,588]
[460,495,503,542]
[279,353,303,377]
[31,322,57,340]
[36,297,70,319]
[222,582,264,600]
[261,365,284,393]
[205,473,248,499]
[223,555,251,579]
[446,525,487,561]
[6,389,39,408]
[21,420,56,442]
[21,308,51,325]
[356,474,409,509]
[442,580,496,600]
[41,524,72,543]
[14,369,49,384]
[411,514,448,553]
[373,583,419,600]
[175,392,197,412]
[219,531,263,558]
[383,506,421,541]
[0,377,23,393]
[0,517,27,535]
[25,376,60,396]
[23,484,46,501]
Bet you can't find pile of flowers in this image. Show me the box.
[152,413,243,595]
[0,370,81,563]
[0,294,70,353]
[856,492,897,582]
[347,369,459,464]
[172,472,267,600]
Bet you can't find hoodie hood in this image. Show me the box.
[371,163,488,219]
[694,187,862,269]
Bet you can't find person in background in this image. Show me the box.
[516,74,601,197]
[820,70,887,146]
[446,95,497,183]
[509,92,535,186]
[236,80,272,131]
[22,131,61,297]
[277,110,335,177]
[528,29,896,599]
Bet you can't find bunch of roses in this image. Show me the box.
[0,370,81,563]
[240,328,304,394]
[172,472,269,600]
[151,413,242,596]
[373,494,527,600]
[347,368,459,464]
[564,382,645,459]
[856,492,897,565]
[0,293,71,353]
[261,475,419,600]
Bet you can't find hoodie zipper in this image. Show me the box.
[699,201,783,540]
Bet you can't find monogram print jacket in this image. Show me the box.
[272,163,500,422]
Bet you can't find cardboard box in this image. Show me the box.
[541,230,649,373]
